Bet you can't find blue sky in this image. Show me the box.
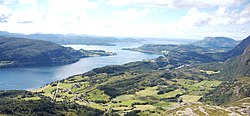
[0,0,250,40]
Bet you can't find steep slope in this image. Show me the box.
[225,35,250,59]
[200,40,250,105]
[194,37,239,50]
[0,36,84,67]
[220,44,250,78]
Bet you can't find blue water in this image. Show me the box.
[0,39,194,90]
[0,42,160,90]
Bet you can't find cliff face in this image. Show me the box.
[0,36,84,67]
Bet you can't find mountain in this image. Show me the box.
[194,37,239,51]
[0,34,249,115]
[201,58,249,105]
[198,36,250,105]
[123,44,226,68]
[200,35,250,79]
[0,36,85,67]
[224,35,250,59]
[220,42,250,79]
[162,36,250,115]
[0,31,140,46]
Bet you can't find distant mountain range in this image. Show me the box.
[193,37,239,51]
[0,31,140,46]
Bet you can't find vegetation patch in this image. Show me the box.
[180,95,202,102]
[134,105,155,111]
[23,96,41,101]
[200,70,220,75]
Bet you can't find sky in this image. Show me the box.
[0,0,250,40]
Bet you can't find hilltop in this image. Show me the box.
[0,36,116,68]
[193,37,239,51]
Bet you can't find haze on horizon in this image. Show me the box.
[0,0,250,40]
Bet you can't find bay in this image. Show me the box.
[0,42,159,90]
[0,38,193,90]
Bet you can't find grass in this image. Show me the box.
[112,107,132,111]
[152,101,174,110]
[200,70,220,75]
[59,83,72,89]
[135,86,158,96]
[134,105,155,111]
[41,92,54,98]
[138,111,161,116]
[31,85,55,93]
[42,85,56,93]
[23,96,41,101]
[157,89,184,99]
[180,95,202,102]
[192,80,221,87]
[115,100,145,106]
[173,79,198,88]
[67,75,85,82]
[87,89,110,102]
[153,101,173,107]
[187,80,222,95]
[28,67,225,116]
[88,102,105,110]
[113,94,136,102]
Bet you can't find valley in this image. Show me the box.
[0,35,249,115]
[1,1,249,115]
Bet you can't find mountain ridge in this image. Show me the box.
[0,36,85,67]
[0,31,140,46]
[193,36,239,50]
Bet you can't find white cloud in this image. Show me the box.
[237,18,250,24]
[0,0,98,34]
[178,8,211,27]
[107,0,132,6]
[237,3,250,24]
[112,8,151,20]
[0,0,249,40]
[18,0,37,6]
[216,7,226,16]
[9,7,44,24]
[48,0,97,13]
[106,0,246,8]
[171,0,245,8]
[0,0,15,5]
[177,6,247,27]
[0,4,12,23]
